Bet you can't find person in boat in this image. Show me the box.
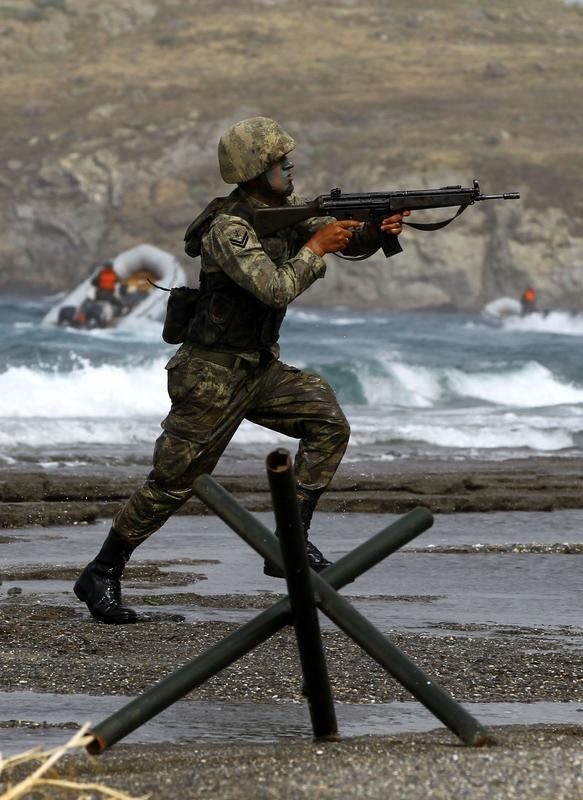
[91,260,124,316]
[73,116,408,624]
[520,286,537,315]
[57,296,113,329]
[73,298,112,328]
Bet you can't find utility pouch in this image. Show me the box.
[162,286,200,344]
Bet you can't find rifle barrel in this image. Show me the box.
[478,192,520,200]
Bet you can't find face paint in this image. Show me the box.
[265,155,295,197]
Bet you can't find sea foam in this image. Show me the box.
[445,362,583,407]
[2,357,583,421]
[502,311,583,337]
[0,360,170,418]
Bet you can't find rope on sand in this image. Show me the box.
[0,723,148,800]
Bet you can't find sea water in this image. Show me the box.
[2,295,583,471]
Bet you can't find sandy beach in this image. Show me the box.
[1,458,582,798]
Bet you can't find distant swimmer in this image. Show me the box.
[520,287,537,316]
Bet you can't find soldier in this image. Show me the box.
[74,117,407,624]
[91,260,124,318]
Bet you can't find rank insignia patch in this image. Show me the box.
[229,227,249,248]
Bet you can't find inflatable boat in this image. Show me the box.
[481,296,523,321]
[42,244,187,329]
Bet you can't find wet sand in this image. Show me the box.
[4,728,581,800]
[1,458,582,798]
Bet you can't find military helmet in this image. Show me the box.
[218,117,296,184]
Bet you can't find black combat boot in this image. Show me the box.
[74,528,138,624]
[263,492,333,578]
[299,492,333,572]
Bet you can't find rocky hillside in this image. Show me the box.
[1,0,583,310]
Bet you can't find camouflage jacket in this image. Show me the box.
[184,187,379,359]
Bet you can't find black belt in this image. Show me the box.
[188,347,273,371]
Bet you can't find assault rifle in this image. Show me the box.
[253,179,520,258]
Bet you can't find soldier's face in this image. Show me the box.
[265,155,295,197]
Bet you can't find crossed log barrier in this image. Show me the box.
[86,448,492,754]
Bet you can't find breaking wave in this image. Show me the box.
[3,300,583,460]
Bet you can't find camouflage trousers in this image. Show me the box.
[113,345,350,544]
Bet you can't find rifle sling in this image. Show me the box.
[336,203,469,261]
[401,203,468,231]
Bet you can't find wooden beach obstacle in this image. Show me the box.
[86,448,493,753]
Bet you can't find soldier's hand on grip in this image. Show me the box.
[379,210,410,236]
[306,220,363,257]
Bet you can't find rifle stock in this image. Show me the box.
[254,201,323,236]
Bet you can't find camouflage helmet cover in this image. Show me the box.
[218,117,296,184]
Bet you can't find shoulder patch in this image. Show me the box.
[228,225,249,249]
